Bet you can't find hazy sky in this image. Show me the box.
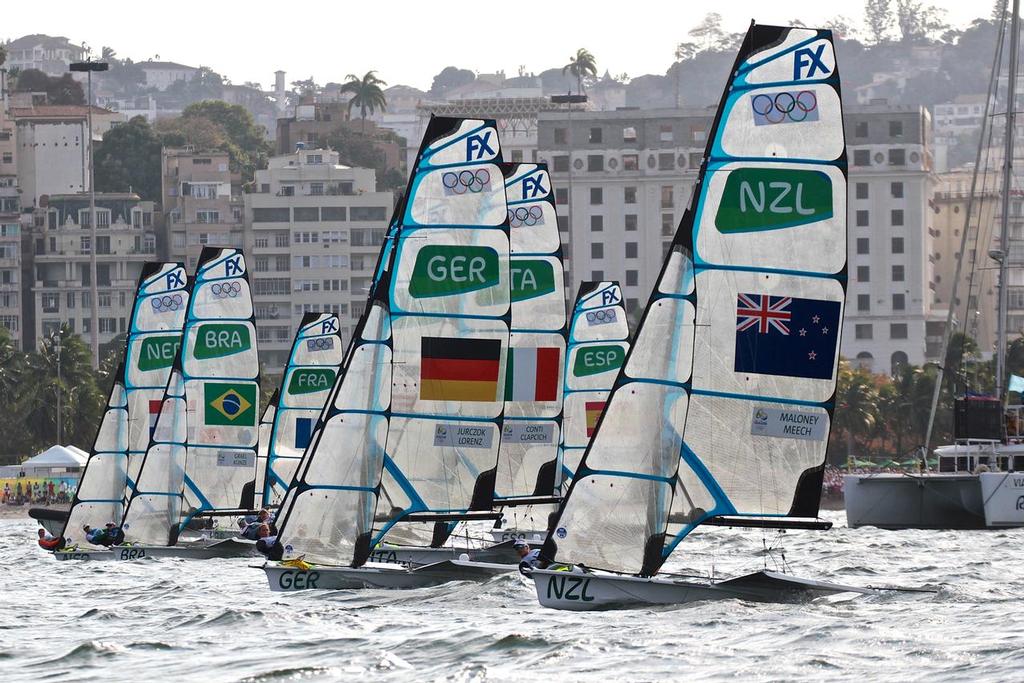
[7,1,986,91]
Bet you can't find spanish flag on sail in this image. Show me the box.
[585,400,606,437]
[420,337,501,402]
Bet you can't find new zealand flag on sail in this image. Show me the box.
[734,293,840,380]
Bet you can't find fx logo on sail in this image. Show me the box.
[522,174,547,198]
[165,269,185,290]
[225,255,244,277]
[466,132,495,161]
[793,44,830,80]
[601,287,621,306]
[320,318,338,334]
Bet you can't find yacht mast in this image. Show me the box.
[997,0,1021,404]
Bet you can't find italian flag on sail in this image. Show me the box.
[505,347,560,401]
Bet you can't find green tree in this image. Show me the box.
[895,0,949,43]
[340,71,388,133]
[0,326,28,464]
[171,100,271,182]
[94,116,164,201]
[324,126,406,191]
[12,68,86,105]
[429,66,476,98]
[833,361,879,460]
[688,13,726,51]
[563,49,597,95]
[864,0,894,44]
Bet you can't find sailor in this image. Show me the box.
[37,528,63,551]
[237,517,262,540]
[82,524,118,547]
[104,522,125,546]
[513,539,543,571]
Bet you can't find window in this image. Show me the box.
[855,121,868,138]
[891,209,904,226]
[689,152,702,168]
[857,265,870,282]
[890,323,908,339]
[255,256,269,272]
[279,185,295,197]
[853,150,871,166]
[623,126,637,142]
[350,207,387,221]
[254,278,290,295]
[66,292,75,309]
[660,124,673,142]
[274,255,289,271]
[557,215,568,233]
[42,293,59,313]
[892,265,905,281]
[274,232,290,247]
[626,270,638,287]
[555,188,568,205]
[625,242,638,259]
[622,154,639,170]
[587,155,604,172]
[662,214,675,236]
[96,236,110,255]
[591,243,604,259]
[99,318,117,334]
[857,294,870,311]
[855,183,869,200]
[892,237,904,254]
[856,210,869,227]
[321,206,347,221]
[856,238,869,254]
[590,215,604,231]
[658,153,674,171]
[855,324,873,340]
[554,128,567,144]
[889,148,906,165]
[661,186,674,209]
[589,127,602,143]
[590,187,603,205]
[294,207,319,222]
[98,293,111,308]
[253,208,290,222]
[892,293,905,310]
[624,187,637,204]
[306,154,323,164]
[891,182,904,198]
[196,210,219,224]
[553,155,569,172]
[193,157,212,165]
[625,214,638,231]
[889,120,903,137]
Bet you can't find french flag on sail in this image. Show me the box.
[148,399,162,437]
[734,293,840,380]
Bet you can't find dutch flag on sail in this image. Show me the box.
[734,293,840,380]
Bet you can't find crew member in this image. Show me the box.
[37,528,62,551]
[513,538,543,571]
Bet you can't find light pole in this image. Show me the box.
[69,59,109,370]
[550,94,587,293]
[55,338,62,445]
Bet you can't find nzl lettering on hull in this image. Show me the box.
[715,168,832,234]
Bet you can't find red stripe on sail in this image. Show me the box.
[422,357,500,382]
[534,347,560,401]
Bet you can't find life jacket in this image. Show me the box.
[38,536,62,551]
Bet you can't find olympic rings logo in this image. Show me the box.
[441,168,491,195]
[151,294,184,313]
[508,205,545,228]
[306,337,335,352]
[585,308,618,325]
[751,90,818,125]
[211,280,242,299]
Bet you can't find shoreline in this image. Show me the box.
[0,504,67,520]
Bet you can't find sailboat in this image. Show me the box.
[35,262,189,547]
[844,0,1024,530]
[263,117,528,590]
[526,22,878,608]
[490,279,629,543]
[253,312,344,510]
[56,247,261,561]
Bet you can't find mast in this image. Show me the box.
[997,0,1021,404]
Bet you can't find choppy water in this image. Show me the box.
[2,511,1023,681]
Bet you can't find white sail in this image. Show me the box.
[62,262,189,546]
[543,24,846,576]
[253,395,276,512]
[493,163,567,501]
[256,313,344,508]
[121,248,260,545]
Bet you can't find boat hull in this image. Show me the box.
[979,471,1024,527]
[264,559,515,592]
[484,529,548,545]
[364,540,519,567]
[843,473,987,529]
[52,538,256,561]
[531,569,875,611]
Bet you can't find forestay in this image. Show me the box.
[122,247,260,545]
[374,116,510,548]
[256,312,344,508]
[542,24,846,576]
[62,262,189,546]
[559,281,629,489]
[493,163,567,501]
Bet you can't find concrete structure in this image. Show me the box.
[138,61,199,91]
[12,104,122,207]
[245,148,392,372]
[537,104,940,372]
[3,35,85,76]
[276,101,403,174]
[0,75,22,349]
[28,193,157,350]
[162,148,244,271]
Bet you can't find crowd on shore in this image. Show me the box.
[1,479,76,506]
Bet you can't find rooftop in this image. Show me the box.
[6,34,83,50]
[10,104,115,119]
[139,61,199,71]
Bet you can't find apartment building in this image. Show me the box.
[3,35,85,76]
[28,193,157,350]
[245,148,392,372]
[0,98,21,348]
[162,148,245,270]
[537,104,940,372]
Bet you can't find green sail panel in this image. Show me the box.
[61,262,189,547]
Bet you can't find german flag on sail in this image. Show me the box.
[420,337,501,402]
[585,400,606,437]
[505,347,560,402]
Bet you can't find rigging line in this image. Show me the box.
[925,2,1009,455]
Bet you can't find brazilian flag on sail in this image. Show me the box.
[204,382,257,427]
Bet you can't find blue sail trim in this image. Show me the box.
[583,468,675,484]
[690,387,834,409]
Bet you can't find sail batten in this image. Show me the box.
[542,23,846,576]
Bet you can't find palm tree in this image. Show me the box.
[833,361,878,461]
[340,71,388,132]
[563,49,597,95]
